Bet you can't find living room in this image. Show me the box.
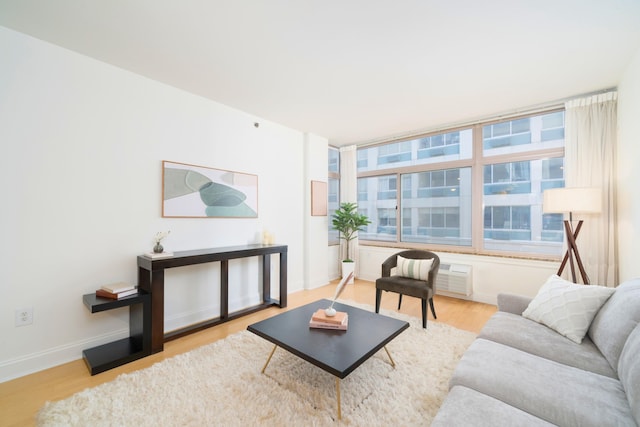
[1,1,640,424]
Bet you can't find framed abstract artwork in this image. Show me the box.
[162,160,258,218]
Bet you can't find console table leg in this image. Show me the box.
[138,266,165,354]
[263,254,271,302]
[220,260,229,319]
[279,251,287,307]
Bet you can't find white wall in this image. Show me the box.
[358,246,557,304]
[616,45,640,282]
[303,133,330,289]
[0,26,326,382]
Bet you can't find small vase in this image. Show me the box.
[153,242,164,253]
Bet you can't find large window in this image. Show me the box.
[356,110,565,258]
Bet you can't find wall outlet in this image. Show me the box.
[15,307,33,327]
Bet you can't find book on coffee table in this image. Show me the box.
[311,309,347,325]
[309,314,348,330]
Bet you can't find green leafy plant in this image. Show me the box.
[332,202,371,262]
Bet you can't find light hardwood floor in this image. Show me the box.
[0,280,496,427]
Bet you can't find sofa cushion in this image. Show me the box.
[479,311,616,378]
[522,274,615,343]
[450,338,635,427]
[497,293,533,316]
[588,278,640,372]
[432,385,555,427]
[395,255,433,281]
[618,323,640,425]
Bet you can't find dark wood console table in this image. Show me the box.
[137,244,287,353]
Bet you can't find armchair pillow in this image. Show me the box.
[396,255,434,281]
[522,275,615,344]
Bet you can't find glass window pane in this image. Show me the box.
[431,170,445,187]
[484,157,562,255]
[358,128,473,172]
[328,178,339,243]
[483,112,564,157]
[400,167,472,246]
[542,213,564,242]
[542,111,564,129]
[358,175,397,241]
[512,118,530,134]
[541,157,565,192]
[328,148,339,173]
[484,161,531,195]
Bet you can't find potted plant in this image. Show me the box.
[332,202,371,283]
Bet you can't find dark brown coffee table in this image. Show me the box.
[247,299,410,420]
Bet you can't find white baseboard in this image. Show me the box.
[0,329,128,383]
[0,297,260,384]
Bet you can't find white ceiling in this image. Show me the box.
[1,0,640,146]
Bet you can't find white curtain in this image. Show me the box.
[339,145,359,276]
[564,91,618,286]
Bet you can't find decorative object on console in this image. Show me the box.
[162,160,258,218]
[543,187,601,284]
[324,271,353,316]
[153,230,170,253]
[262,229,275,245]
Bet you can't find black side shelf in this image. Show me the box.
[82,292,151,375]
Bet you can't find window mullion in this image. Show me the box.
[472,123,484,251]
[395,172,401,242]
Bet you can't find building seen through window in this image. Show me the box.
[328,148,340,244]
[355,110,565,257]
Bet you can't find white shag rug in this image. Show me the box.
[37,301,476,426]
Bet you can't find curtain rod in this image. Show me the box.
[353,87,617,149]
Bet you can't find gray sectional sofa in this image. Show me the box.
[432,278,640,426]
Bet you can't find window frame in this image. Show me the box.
[355,108,565,261]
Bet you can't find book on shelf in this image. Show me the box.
[309,313,348,330]
[100,282,135,294]
[95,288,138,300]
[311,309,347,325]
[144,251,174,259]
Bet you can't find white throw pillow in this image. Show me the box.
[522,275,615,343]
[396,255,434,281]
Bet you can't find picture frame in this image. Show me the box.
[311,180,327,216]
[162,160,258,218]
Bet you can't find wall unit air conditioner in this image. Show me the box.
[435,263,472,296]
